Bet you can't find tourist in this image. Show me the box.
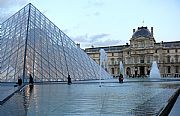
[68,75,72,85]
[17,77,22,86]
[29,74,34,85]
[120,74,124,83]
[118,75,121,83]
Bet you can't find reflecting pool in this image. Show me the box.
[0,80,180,116]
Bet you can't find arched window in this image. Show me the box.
[126,67,131,76]
[154,56,158,63]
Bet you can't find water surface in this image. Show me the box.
[0,81,179,116]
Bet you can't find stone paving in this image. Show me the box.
[0,79,180,116]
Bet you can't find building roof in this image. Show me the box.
[85,41,180,53]
[84,44,129,52]
[132,26,152,38]
[156,41,180,48]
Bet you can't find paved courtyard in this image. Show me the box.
[0,79,180,116]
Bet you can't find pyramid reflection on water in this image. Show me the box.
[0,3,112,82]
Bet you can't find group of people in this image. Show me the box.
[17,74,123,85]
[17,74,34,86]
[17,74,72,85]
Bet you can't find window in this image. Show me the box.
[93,54,95,58]
[167,56,170,63]
[155,49,157,53]
[176,66,179,73]
[111,58,114,65]
[168,66,171,73]
[140,56,144,63]
[127,57,131,64]
[134,44,137,47]
[175,49,178,53]
[114,53,118,56]
[147,56,150,63]
[175,55,178,63]
[111,68,114,74]
[117,58,121,63]
[167,49,169,53]
[134,57,138,63]
[112,53,114,56]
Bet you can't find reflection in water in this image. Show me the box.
[159,83,180,89]
[0,81,179,115]
[23,85,34,115]
[0,85,34,116]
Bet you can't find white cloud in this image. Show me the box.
[71,33,124,49]
[72,34,88,43]
[71,33,109,43]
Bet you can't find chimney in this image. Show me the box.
[133,29,135,33]
[151,27,153,36]
[160,41,163,46]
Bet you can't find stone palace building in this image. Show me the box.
[85,26,180,78]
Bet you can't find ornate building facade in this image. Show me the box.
[85,26,180,78]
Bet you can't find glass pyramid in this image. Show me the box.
[0,3,111,82]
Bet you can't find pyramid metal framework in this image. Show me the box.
[0,3,111,82]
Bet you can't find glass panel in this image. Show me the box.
[0,3,111,82]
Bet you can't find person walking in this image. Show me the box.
[29,74,34,85]
[17,77,22,86]
[120,74,124,83]
[67,75,72,85]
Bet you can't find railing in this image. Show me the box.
[158,88,180,116]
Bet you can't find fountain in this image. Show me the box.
[99,49,108,87]
[119,61,124,77]
[149,61,161,79]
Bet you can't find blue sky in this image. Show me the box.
[0,0,180,49]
